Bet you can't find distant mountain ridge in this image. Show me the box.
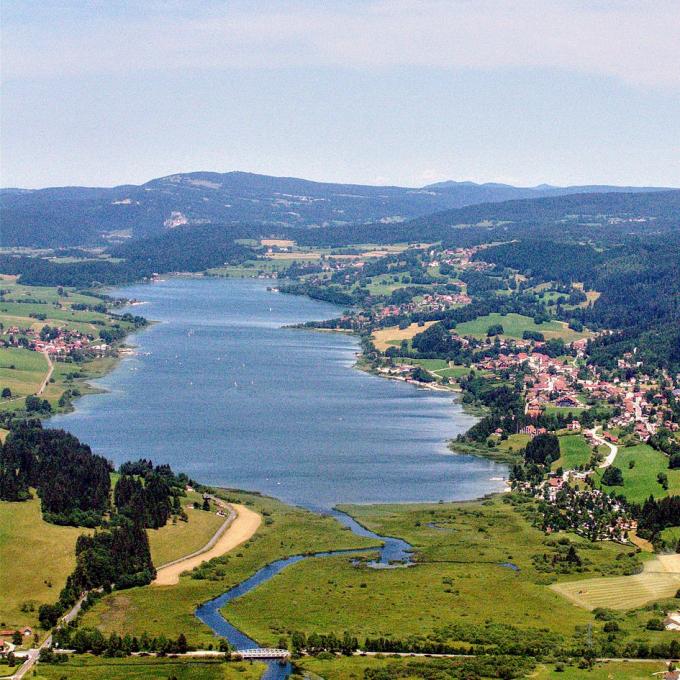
[0,170,674,248]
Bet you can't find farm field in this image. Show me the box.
[80,490,378,648]
[596,444,680,503]
[553,434,592,470]
[371,321,435,352]
[0,494,86,630]
[550,553,680,610]
[453,313,590,342]
[0,346,49,403]
[223,497,660,650]
[31,656,265,680]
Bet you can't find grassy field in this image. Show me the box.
[148,489,225,566]
[661,526,680,545]
[223,497,657,650]
[550,553,680,610]
[371,322,435,352]
[495,432,531,456]
[81,491,379,648]
[0,495,86,630]
[595,444,680,503]
[454,313,590,342]
[553,434,592,470]
[31,655,265,679]
[0,346,49,403]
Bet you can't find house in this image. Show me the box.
[566,420,581,431]
[664,611,680,631]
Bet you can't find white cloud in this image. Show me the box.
[2,1,679,89]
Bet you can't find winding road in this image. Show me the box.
[589,427,619,469]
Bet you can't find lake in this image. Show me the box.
[50,278,506,508]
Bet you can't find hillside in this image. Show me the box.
[294,189,680,246]
[0,171,672,247]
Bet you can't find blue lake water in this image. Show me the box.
[50,278,506,508]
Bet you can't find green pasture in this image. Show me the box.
[0,494,87,630]
[454,313,589,342]
[148,489,225,567]
[596,444,680,503]
[553,434,592,471]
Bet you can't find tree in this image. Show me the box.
[1,387,11,398]
[601,466,624,486]
[524,434,560,466]
[487,323,504,337]
[176,633,188,653]
[12,630,22,645]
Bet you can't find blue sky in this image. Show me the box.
[1,1,679,188]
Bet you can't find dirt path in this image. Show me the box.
[153,503,261,586]
[36,351,54,396]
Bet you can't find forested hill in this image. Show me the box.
[1,170,671,247]
[295,189,680,247]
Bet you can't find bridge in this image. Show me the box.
[236,648,290,659]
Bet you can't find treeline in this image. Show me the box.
[0,422,112,526]
[52,625,199,657]
[362,656,536,680]
[635,496,680,544]
[0,225,255,287]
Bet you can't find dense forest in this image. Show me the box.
[473,233,680,372]
[0,422,111,526]
[0,225,255,287]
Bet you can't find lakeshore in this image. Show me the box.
[48,276,507,508]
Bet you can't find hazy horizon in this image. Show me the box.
[2,1,679,189]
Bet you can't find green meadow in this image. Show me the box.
[223,497,665,651]
[80,491,378,648]
[0,494,86,631]
[454,313,589,342]
[296,656,669,680]
[596,444,680,503]
[553,434,592,470]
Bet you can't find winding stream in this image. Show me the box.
[195,510,414,679]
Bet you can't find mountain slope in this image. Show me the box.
[1,171,672,248]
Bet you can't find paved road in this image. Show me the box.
[588,427,619,468]
[9,592,91,678]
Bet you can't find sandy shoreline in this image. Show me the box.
[153,503,262,586]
